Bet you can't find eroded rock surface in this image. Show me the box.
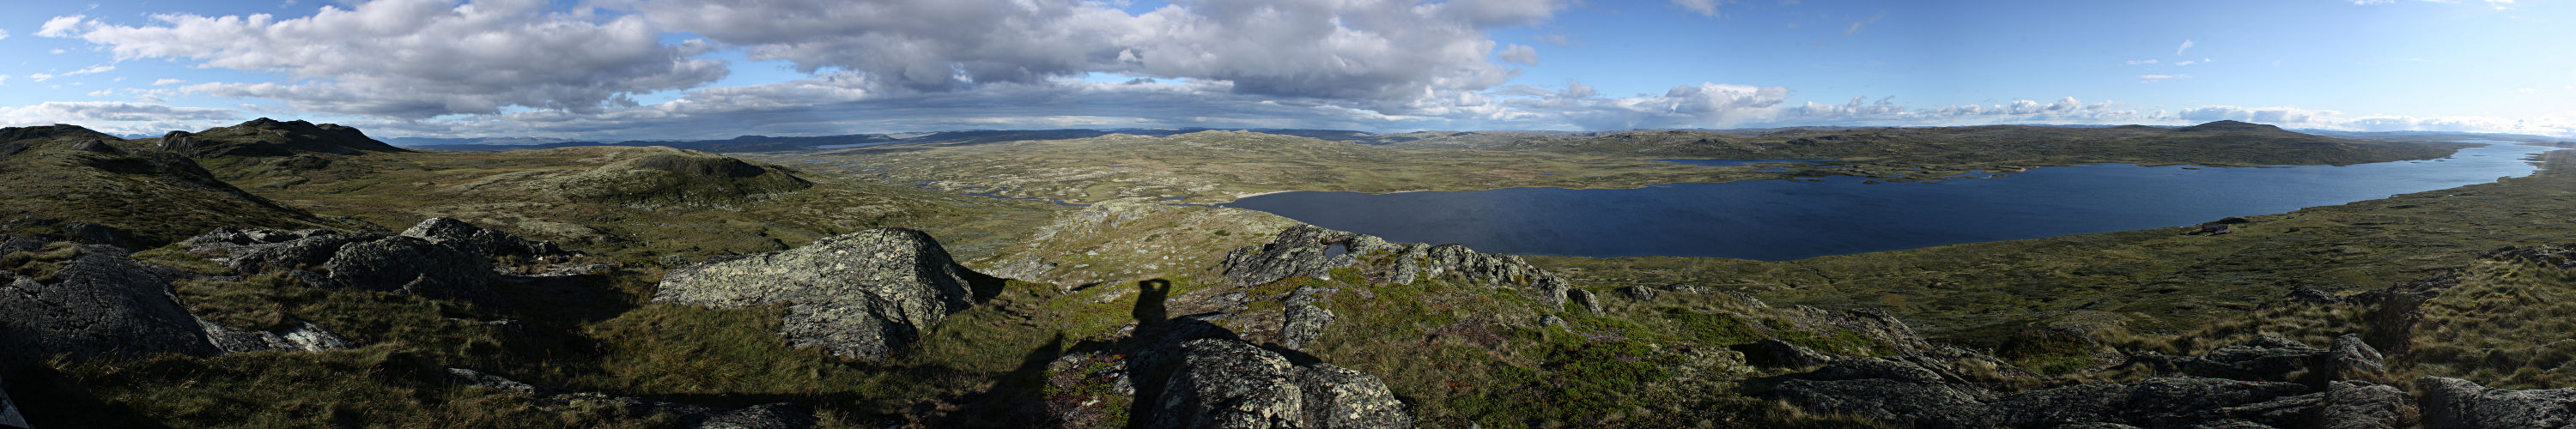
[653,228,983,360]
[399,217,574,261]
[179,219,585,301]
[1153,338,1410,429]
[2420,377,2576,429]
[0,244,217,369]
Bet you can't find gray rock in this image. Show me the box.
[653,228,981,360]
[1,373,27,429]
[0,245,217,370]
[1566,288,1603,315]
[1615,285,1657,301]
[1744,338,1838,368]
[1294,363,1413,428]
[399,217,573,261]
[324,236,495,300]
[1279,287,1335,350]
[209,231,392,274]
[199,319,352,353]
[1153,338,1412,429]
[1220,225,1576,309]
[2328,334,2387,379]
[2319,381,2410,429]
[2419,376,2576,429]
[1157,339,1306,429]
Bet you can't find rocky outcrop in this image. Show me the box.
[653,228,984,360]
[445,368,817,428]
[2124,335,2389,384]
[1221,225,1572,308]
[2419,377,2576,429]
[0,244,219,370]
[198,319,353,353]
[1153,338,1410,429]
[399,217,574,261]
[184,227,497,300]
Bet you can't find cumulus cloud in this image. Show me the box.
[2140,74,2190,82]
[1499,44,1540,65]
[0,101,241,130]
[151,79,184,86]
[45,0,726,118]
[1671,0,1722,17]
[633,0,1561,100]
[0,29,9,40]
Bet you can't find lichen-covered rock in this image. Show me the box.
[2328,334,2387,379]
[1220,225,1574,309]
[0,373,26,429]
[1156,339,1306,428]
[1153,338,1412,429]
[399,217,574,261]
[325,236,495,300]
[1294,363,1412,429]
[1279,287,1335,351]
[2319,381,2411,429]
[653,228,981,360]
[2419,377,2576,429]
[0,245,218,369]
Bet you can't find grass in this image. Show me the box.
[1533,148,2576,347]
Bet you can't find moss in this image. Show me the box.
[1663,308,1761,346]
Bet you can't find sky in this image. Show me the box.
[0,0,2569,140]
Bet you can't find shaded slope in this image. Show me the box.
[155,118,410,158]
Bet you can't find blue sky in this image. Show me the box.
[1,0,2568,139]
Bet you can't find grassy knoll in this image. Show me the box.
[1532,148,2576,345]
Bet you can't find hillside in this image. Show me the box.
[0,124,374,246]
[0,119,2569,428]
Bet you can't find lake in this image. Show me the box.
[1223,142,2561,261]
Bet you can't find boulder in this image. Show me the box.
[2419,377,2576,429]
[1,374,27,429]
[0,245,219,370]
[2327,334,2388,379]
[2319,380,2412,429]
[1279,287,1335,350]
[653,228,982,360]
[324,236,495,300]
[1566,288,1603,315]
[1153,338,1411,429]
[398,217,574,261]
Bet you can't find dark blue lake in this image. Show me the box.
[1223,142,2560,261]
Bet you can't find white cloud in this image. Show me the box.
[0,29,10,40]
[2175,39,2195,56]
[1499,44,1540,66]
[151,78,185,86]
[2350,0,2393,4]
[1844,10,1886,36]
[2126,59,2159,65]
[2139,74,2190,82]
[0,101,241,130]
[48,0,726,118]
[2519,88,2538,93]
[1671,0,1722,17]
[635,0,1564,101]
[37,15,88,38]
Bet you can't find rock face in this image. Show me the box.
[198,319,353,353]
[2419,377,2576,429]
[0,244,219,369]
[1153,338,1410,429]
[0,373,25,428]
[653,228,983,360]
[1221,225,1571,308]
[444,368,818,429]
[399,217,574,261]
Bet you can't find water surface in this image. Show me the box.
[1224,142,2556,261]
